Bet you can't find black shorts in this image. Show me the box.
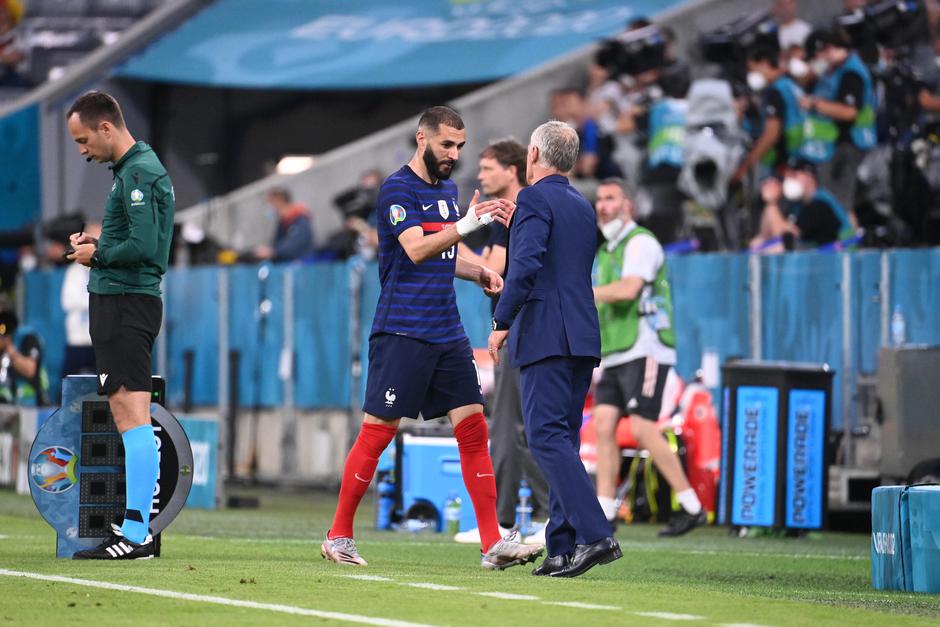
[89,293,162,396]
[594,357,670,421]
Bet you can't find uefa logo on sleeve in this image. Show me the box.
[389,204,407,225]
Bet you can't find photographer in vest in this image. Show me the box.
[591,178,705,537]
[799,26,876,218]
[732,44,807,183]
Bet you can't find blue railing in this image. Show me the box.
[22,249,940,425]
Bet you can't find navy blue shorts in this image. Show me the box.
[363,333,483,420]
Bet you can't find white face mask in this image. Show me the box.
[810,58,830,77]
[782,177,805,201]
[599,217,624,241]
[788,57,809,79]
[19,253,37,273]
[746,71,768,92]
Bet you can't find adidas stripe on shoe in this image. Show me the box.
[72,523,155,560]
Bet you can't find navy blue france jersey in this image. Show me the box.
[371,165,465,343]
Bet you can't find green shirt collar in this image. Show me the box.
[110,141,148,173]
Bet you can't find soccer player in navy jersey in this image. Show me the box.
[321,106,544,570]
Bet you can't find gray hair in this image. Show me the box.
[530,121,579,173]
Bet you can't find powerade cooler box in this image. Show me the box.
[872,485,940,593]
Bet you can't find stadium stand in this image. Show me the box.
[3,0,159,88]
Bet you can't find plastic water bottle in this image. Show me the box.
[891,305,906,346]
[375,475,395,531]
[515,480,533,536]
[444,493,461,535]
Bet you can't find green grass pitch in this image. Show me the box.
[1,489,938,626]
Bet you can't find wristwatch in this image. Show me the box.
[492,318,510,331]
[90,248,101,268]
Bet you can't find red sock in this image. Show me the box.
[329,421,398,539]
[454,413,501,552]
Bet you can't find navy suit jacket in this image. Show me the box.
[493,174,601,369]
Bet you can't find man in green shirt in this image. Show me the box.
[592,178,705,537]
[65,91,174,560]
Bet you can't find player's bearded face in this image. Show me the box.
[422,125,465,181]
[423,143,457,181]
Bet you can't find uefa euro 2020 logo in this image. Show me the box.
[31,446,78,494]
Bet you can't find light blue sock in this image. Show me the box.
[120,424,159,544]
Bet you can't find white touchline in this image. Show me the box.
[544,601,621,611]
[633,612,704,621]
[341,575,393,582]
[326,573,705,618]
[0,569,437,627]
[402,583,462,591]
[477,592,540,601]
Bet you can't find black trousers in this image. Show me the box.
[489,344,550,527]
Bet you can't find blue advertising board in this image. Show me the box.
[785,389,825,529]
[731,386,779,527]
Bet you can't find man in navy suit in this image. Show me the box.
[488,121,622,578]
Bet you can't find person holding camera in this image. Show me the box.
[0,308,49,407]
[750,158,854,252]
[732,45,807,183]
[799,26,876,217]
[596,24,690,244]
[324,169,382,260]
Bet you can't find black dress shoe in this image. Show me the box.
[658,507,707,537]
[555,537,622,578]
[532,554,570,576]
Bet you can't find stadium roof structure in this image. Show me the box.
[113,0,686,89]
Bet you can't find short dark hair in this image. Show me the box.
[0,309,18,337]
[480,138,527,187]
[817,25,853,51]
[786,156,817,176]
[267,187,292,203]
[418,106,464,134]
[747,44,780,68]
[66,91,126,129]
[551,87,584,99]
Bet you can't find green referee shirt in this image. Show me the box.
[90,141,175,297]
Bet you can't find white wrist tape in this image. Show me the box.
[456,204,494,237]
